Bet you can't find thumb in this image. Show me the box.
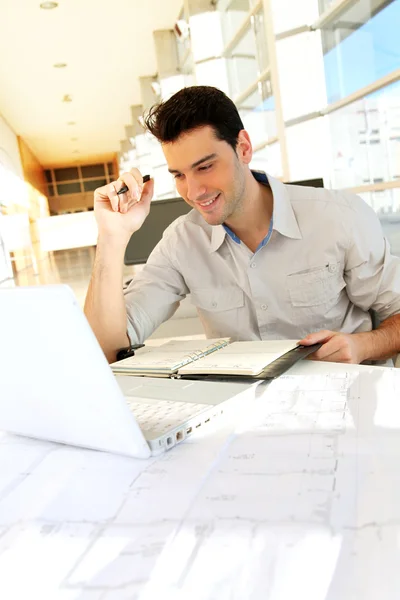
[139,178,154,208]
[299,330,337,345]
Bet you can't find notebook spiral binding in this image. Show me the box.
[180,339,230,366]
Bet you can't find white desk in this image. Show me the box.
[1,361,400,600]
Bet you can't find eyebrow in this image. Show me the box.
[168,153,217,174]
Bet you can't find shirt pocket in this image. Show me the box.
[287,262,345,308]
[190,287,244,312]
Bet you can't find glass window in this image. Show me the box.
[56,182,81,195]
[81,164,105,178]
[218,0,251,45]
[359,188,400,214]
[320,0,400,103]
[276,30,327,121]
[228,55,259,99]
[250,142,283,178]
[218,0,269,74]
[175,17,192,69]
[83,179,107,192]
[160,74,194,101]
[359,189,400,257]
[253,9,269,72]
[327,80,400,189]
[318,0,336,10]
[238,78,277,147]
[54,167,79,182]
[223,12,268,97]
[231,22,257,57]
[286,118,331,182]
[190,11,224,62]
[44,169,52,183]
[152,164,177,200]
[195,58,230,95]
[270,0,319,35]
[107,162,114,177]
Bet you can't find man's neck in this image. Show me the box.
[224,171,273,253]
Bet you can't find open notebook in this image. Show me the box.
[110,339,320,380]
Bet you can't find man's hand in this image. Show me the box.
[299,330,367,364]
[93,168,154,242]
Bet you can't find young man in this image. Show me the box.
[84,86,400,364]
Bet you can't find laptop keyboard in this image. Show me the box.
[125,398,210,434]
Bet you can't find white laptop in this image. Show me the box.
[0,285,257,459]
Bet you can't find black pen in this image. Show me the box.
[117,174,151,195]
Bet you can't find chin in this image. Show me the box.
[201,212,225,226]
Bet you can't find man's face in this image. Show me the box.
[162,126,249,226]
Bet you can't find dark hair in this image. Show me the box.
[144,86,244,152]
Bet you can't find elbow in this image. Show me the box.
[105,349,118,364]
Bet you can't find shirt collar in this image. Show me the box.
[210,224,226,253]
[267,173,302,240]
[210,170,302,253]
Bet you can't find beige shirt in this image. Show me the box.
[124,172,400,344]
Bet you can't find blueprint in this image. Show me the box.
[0,365,400,599]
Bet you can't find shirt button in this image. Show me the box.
[250,262,256,269]
[211,301,217,308]
[261,304,268,310]
[328,263,337,273]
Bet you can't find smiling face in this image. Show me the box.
[162,126,252,226]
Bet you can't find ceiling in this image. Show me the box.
[0,0,183,167]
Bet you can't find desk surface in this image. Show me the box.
[1,361,400,599]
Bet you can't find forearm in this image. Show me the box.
[356,313,400,362]
[84,236,130,363]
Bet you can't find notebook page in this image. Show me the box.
[177,340,299,376]
[111,338,230,375]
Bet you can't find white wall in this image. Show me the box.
[0,213,12,282]
[0,114,24,178]
[0,113,23,281]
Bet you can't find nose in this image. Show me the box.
[186,175,207,203]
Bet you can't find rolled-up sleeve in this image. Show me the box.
[344,194,400,321]
[124,230,189,344]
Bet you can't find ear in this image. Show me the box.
[236,130,253,165]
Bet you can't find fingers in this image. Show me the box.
[310,348,346,362]
[139,178,154,210]
[115,170,142,213]
[119,175,154,214]
[94,169,152,213]
[94,180,128,212]
[311,336,344,361]
[300,330,348,363]
[109,183,120,212]
[94,181,119,211]
[299,330,337,346]
[119,168,143,201]
[311,335,354,363]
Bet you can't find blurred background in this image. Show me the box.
[0,0,399,338]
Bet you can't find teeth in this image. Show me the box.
[200,195,217,207]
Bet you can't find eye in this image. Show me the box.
[174,173,184,180]
[199,164,212,172]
